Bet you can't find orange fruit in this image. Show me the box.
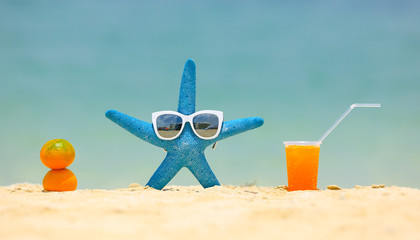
[40,139,75,169]
[42,168,77,191]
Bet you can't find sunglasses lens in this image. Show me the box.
[156,114,183,139]
[193,113,220,138]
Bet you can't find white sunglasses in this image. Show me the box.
[152,110,223,140]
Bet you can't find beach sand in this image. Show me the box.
[1,183,419,240]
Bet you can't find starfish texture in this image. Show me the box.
[106,59,264,190]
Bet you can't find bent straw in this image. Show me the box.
[318,103,381,143]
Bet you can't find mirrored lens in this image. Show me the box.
[193,113,219,138]
[156,114,183,139]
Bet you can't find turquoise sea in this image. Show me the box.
[1,0,419,189]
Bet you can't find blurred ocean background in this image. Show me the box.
[1,0,419,189]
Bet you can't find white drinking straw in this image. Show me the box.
[318,103,381,143]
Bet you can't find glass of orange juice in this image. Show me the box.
[283,141,321,191]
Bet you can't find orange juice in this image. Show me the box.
[284,141,321,191]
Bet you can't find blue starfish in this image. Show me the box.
[105,59,264,190]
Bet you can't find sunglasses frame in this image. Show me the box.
[152,110,223,140]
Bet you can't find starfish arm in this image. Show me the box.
[186,153,220,188]
[146,153,183,190]
[213,117,264,142]
[177,59,196,115]
[105,109,165,148]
